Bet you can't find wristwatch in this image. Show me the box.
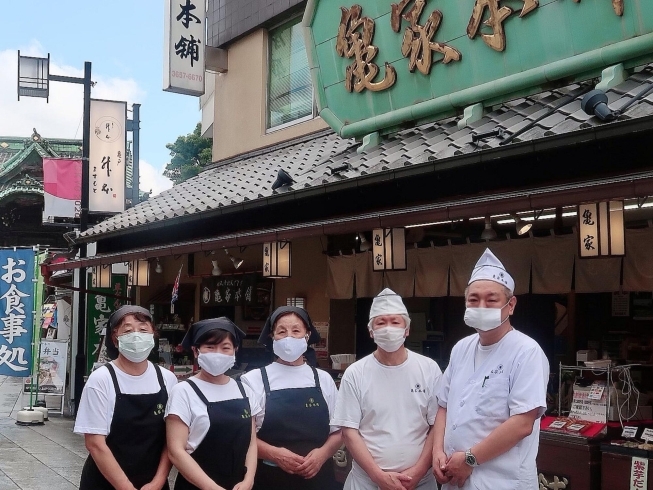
[465,449,479,467]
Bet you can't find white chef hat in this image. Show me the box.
[368,288,411,330]
[468,248,514,294]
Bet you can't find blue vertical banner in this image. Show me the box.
[0,249,35,377]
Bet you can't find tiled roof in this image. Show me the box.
[83,64,653,240]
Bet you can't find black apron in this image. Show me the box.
[80,363,170,490]
[174,378,252,490]
[253,364,337,490]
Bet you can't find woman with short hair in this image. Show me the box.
[166,318,259,490]
[242,306,341,490]
[75,305,178,490]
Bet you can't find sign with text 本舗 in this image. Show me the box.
[163,0,205,96]
[89,99,127,213]
[0,249,35,377]
[303,0,653,139]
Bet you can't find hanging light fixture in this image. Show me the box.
[359,233,372,252]
[155,258,163,274]
[578,201,625,258]
[211,260,222,276]
[225,249,244,269]
[91,264,112,288]
[480,216,497,240]
[128,259,150,287]
[263,241,292,278]
[511,214,532,236]
[372,228,407,271]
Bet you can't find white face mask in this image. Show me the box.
[118,332,155,363]
[273,336,308,363]
[464,301,511,332]
[197,352,235,376]
[372,326,406,352]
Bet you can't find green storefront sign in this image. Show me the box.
[304,0,653,139]
[86,274,127,373]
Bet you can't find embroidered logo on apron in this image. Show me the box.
[305,397,320,408]
[153,403,164,416]
[241,408,251,419]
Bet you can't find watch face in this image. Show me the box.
[465,453,477,466]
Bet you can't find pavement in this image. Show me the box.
[0,375,87,490]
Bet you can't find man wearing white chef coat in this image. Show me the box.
[433,248,549,490]
[333,288,442,490]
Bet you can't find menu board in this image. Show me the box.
[569,381,607,424]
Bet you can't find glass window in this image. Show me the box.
[267,17,313,130]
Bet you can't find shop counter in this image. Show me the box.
[601,444,653,490]
[537,430,602,490]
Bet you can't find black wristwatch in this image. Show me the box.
[465,449,479,467]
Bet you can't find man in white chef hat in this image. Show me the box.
[332,288,442,490]
[433,249,549,490]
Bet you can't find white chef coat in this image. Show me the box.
[241,362,339,433]
[74,361,178,436]
[165,376,262,453]
[332,349,442,476]
[438,329,549,490]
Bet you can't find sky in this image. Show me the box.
[0,0,204,196]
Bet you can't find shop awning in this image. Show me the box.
[78,65,653,244]
[44,169,653,273]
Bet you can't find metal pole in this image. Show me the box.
[131,104,141,207]
[73,61,92,414]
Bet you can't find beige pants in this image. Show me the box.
[344,463,438,490]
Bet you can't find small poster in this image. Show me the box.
[37,340,68,395]
[612,292,630,317]
[570,381,607,423]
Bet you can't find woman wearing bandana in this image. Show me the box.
[241,306,341,490]
[165,318,260,490]
[75,305,178,490]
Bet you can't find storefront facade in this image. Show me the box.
[45,0,653,486]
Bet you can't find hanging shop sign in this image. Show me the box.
[89,99,127,213]
[201,274,260,307]
[86,275,127,373]
[578,201,625,258]
[372,228,407,271]
[163,0,205,96]
[303,0,653,139]
[0,248,35,376]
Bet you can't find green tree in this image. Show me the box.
[164,123,213,185]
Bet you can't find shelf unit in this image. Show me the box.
[558,363,640,422]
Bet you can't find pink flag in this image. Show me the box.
[42,158,82,221]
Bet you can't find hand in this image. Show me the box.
[140,476,168,490]
[372,470,413,490]
[444,452,473,488]
[432,450,452,485]
[398,465,427,490]
[272,447,305,475]
[232,476,254,490]
[295,448,327,479]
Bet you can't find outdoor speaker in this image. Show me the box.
[271,169,294,190]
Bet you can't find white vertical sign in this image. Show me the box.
[630,457,648,490]
[578,201,625,258]
[163,0,205,96]
[372,229,385,271]
[89,99,126,213]
[579,203,599,257]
